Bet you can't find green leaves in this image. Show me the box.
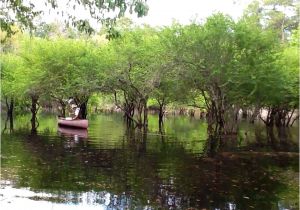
[2,8,298,126]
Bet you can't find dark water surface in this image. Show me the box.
[1,113,299,210]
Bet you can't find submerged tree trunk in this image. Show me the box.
[9,115,14,132]
[135,98,148,128]
[114,91,137,126]
[157,99,166,127]
[260,107,277,127]
[203,85,239,138]
[30,95,39,134]
[249,105,260,124]
[285,108,295,127]
[136,101,143,127]
[59,100,66,118]
[6,97,14,120]
[260,106,297,128]
[189,109,195,117]
[266,126,278,150]
[203,130,221,157]
[4,97,14,132]
[158,104,164,125]
[125,102,135,125]
[143,99,148,127]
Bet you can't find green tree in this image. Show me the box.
[20,37,107,119]
[243,0,298,42]
[149,25,194,124]
[0,54,25,125]
[174,14,240,136]
[230,15,281,124]
[108,27,163,127]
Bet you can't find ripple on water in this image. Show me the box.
[1,113,299,210]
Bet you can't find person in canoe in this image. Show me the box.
[59,104,80,120]
[73,105,80,120]
[66,104,80,120]
[58,102,88,128]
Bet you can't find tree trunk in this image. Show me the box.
[286,108,295,127]
[204,86,239,138]
[30,95,39,134]
[9,98,14,119]
[124,102,135,124]
[79,100,88,119]
[158,103,164,126]
[5,97,14,120]
[59,100,66,118]
[136,101,143,127]
[290,115,298,127]
[261,107,277,127]
[143,99,148,127]
[268,108,277,127]
[222,105,239,135]
[179,108,185,115]
[189,109,195,117]
[9,114,14,132]
[249,106,260,123]
[266,126,278,150]
[157,99,166,127]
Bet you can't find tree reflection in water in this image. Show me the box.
[1,114,298,210]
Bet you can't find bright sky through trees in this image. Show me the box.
[132,0,253,26]
[37,0,253,29]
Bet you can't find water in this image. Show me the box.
[1,113,299,210]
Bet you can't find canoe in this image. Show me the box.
[58,118,88,129]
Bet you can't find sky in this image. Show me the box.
[35,0,253,29]
[132,0,253,26]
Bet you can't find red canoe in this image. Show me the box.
[58,118,88,129]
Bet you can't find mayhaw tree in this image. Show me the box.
[19,37,107,120]
[108,27,163,127]
[173,14,239,136]
[242,0,299,127]
[0,53,25,132]
[1,0,149,40]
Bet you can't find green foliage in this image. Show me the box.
[2,3,298,127]
[243,0,299,42]
[0,53,26,99]
[275,29,299,107]
[109,27,163,101]
[229,16,281,107]
[19,37,108,104]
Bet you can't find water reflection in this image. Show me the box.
[1,113,299,210]
[58,126,88,139]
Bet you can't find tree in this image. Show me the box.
[0,26,24,124]
[173,14,240,136]
[243,0,299,42]
[0,53,26,133]
[109,27,163,127]
[230,15,281,124]
[271,29,299,127]
[20,37,107,119]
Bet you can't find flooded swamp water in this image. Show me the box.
[1,113,299,210]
